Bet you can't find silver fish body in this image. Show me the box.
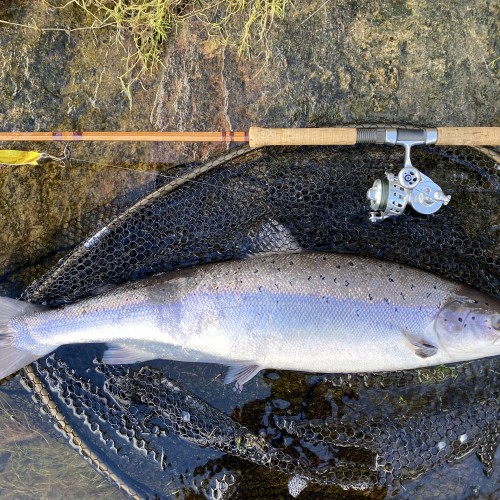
[1,253,499,387]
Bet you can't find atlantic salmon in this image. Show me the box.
[1,253,499,389]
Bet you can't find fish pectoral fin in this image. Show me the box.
[402,330,438,359]
[102,343,154,364]
[224,363,263,391]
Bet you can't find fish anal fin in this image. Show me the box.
[102,343,154,364]
[224,363,263,391]
[402,330,438,359]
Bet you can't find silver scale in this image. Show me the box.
[363,128,451,222]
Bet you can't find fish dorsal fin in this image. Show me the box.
[224,363,263,391]
[102,343,154,364]
[244,219,301,255]
[402,330,438,358]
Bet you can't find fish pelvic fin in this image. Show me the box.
[0,297,46,379]
[224,363,263,391]
[402,330,438,358]
[102,343,155,364]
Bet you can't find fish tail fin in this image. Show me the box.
[0,298,45,379]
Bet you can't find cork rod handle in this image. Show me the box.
[249,126,357,148]
[436,127,500,146]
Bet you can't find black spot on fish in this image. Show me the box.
[308,276,312,281]
[254,269,259,273]
[400,292,406,300]
[368,293,373,301]
[388,277,394,283]
[289,261,294,266]
[334,277,337,283]
[349,261,354,266]
[336,265,341,269]
[345,280,349,287]
[458,317,463,322]
[472,316,476,320]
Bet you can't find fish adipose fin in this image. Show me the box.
[102,343,154,364]
[224,363,263,391]
[402,330,438,358]
[0,297,46,379]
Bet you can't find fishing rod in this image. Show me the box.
[0,126,499,147]
[1,126,499,222]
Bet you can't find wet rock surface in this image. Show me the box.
[1,0,498,151]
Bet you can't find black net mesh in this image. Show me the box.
[19,144,499,305]
[1,141,499,498]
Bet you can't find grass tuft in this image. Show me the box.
[36,0,291,104]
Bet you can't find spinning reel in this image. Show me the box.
[364,128,451,222]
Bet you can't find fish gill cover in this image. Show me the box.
[0,142,499,498]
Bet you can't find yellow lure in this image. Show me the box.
[0,150,42,166]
